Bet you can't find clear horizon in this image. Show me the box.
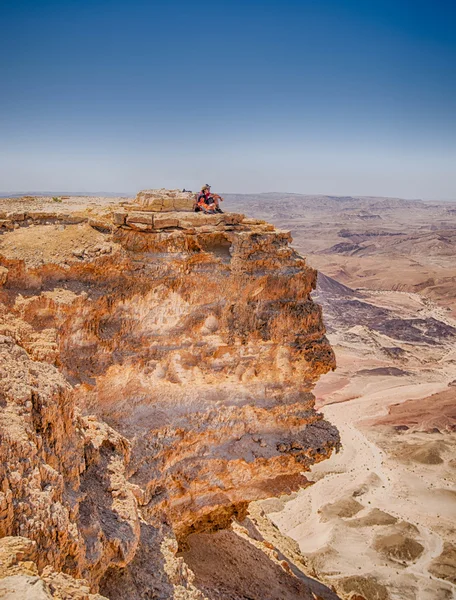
[2,190,456,203]
[1,0,455,199]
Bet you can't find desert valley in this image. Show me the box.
[226,192,456,600]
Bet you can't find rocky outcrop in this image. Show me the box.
[0,536,108,599]
[0,193,339,598]
[0,335,139,593]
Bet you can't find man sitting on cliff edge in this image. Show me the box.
[195,184,224,214]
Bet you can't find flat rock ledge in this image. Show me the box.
[0,206,280,236]
[116,210,253,232]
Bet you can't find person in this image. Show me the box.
[195,184,224,214]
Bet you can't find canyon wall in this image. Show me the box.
[0,192,339,599]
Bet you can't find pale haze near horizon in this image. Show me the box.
[1,0,455,201]
[2,141,456,200]
[1,130,455,199]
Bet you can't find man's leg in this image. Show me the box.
[213,198,223,213]
[205,197,216,213]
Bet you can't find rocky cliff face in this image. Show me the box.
[0,191,339,599]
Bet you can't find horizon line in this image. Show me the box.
[0,190,442,202]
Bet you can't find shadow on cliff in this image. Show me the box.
[181,522,341,600]
[98,518,342,600]
[98,521,178,599]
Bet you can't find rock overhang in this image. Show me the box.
[0,191,339,596]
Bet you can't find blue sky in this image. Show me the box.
[1,0,455,198]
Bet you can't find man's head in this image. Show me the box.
[201,184,211,192]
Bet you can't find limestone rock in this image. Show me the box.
[0,336,140,588]
[153,213,180,229]
[135,189,195,212]
[0,575,53,600]
[0,537,38,578]
[0,537,109,599]
[0,192,339,599]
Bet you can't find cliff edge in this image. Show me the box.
[0,190,339,599]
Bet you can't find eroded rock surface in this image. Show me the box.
[135,188,195,212]
[0,194,339,598]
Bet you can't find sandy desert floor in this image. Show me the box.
[267,343,456,599]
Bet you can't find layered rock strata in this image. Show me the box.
[0,192,339,598]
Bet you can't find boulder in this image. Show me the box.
[135,189,195,212]
[0,575,53,599]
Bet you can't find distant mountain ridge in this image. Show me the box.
[0,191,133,198]
[223,193,429,216]
[0,191,424,201]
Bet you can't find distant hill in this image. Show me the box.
[224,193,424,211]
[0,191,133,198]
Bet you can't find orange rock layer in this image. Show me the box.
[0,198,339,598]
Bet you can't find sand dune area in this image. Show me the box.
[266,286,456,600]
[267,360,455,600]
